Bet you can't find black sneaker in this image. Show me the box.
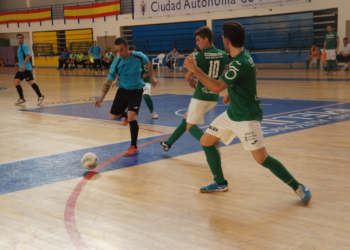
[160,141,171,152]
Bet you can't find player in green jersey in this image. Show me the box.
[160,26,230,152]
[184,21,312,205]
[323,25,339,75]
[128,45,158,119]
[74,51,86,69]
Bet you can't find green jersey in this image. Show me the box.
[324,31,339,50]
[76,53,85,60]
[193,46,230,102]
[142,64,150,83]
[219,50,262,122]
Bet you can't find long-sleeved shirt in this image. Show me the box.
[166,51,179,61]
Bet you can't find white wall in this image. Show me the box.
[0,0,349,65]
[0,0,27,10]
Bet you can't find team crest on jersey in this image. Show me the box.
[140,0,146,15]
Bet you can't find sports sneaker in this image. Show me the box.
[151,110,158,119]
[160,141,171,152]
[123,145,139,157]
[333,72,337,75]
[200,180,229,193]
[121,117,128,126]
[38,95,45,106]
[323,72,330,75]
[295,185,312,205]
[15,98,26,104]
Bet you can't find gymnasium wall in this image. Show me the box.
[0,0,26,10]
[0,0,348,66]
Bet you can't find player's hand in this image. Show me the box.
[19,66,24,72]
[15,62,18,67]
[223,94,230,104]
[94,97,103,108]
[189,78,197,89]
[184,57,197,73]
[335,48,339,53]
[151,77,158,88]
[111,81,117,88]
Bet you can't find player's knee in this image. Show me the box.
[127,111,137,121]
[110,114,119,120]
[200,136,212,147]
[186,124,193,131]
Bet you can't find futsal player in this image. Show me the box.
[323,25,339,75]
[184,21,312,205]
[88,41,102,73]
[129,45,159,119]
[13,34,45,105]
[160,26,230,151]
[94,38,157,156]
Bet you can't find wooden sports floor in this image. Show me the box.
[0,66,350,250]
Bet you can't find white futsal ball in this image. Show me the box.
[81,153,98,170]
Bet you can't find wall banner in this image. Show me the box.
[134,0,307,19]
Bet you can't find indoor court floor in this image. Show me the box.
[0,66,350,250]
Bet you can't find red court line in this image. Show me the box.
[64,135,170,249]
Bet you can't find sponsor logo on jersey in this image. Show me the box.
[204,52,222,56]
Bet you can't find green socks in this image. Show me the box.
[261,155,300,191]
[143,94,154,113]
[167,118,187,145]
[166,122,204,147]
[202,145,226,184]
[189,126,204,141]
[327,60,332,72]
[332,60,337,72]
[305,60,310,69]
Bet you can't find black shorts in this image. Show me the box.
[110,88,143,116]
[14,70,34,82]
[336,54,350,62]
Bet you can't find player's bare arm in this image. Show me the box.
[185,71,196,89]
[95,80,113,107]
[323,41,327,50]
[146,61,157,87]
[184,57,227,93]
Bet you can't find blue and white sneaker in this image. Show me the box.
[295,185,312,205]
[200,180,228,193]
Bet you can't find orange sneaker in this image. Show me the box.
[123,146,139,157]
[122,117,128,126]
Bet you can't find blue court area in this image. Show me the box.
[1,94,350,195]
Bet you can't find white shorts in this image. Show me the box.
[143,82,151,95]
[326,49,336,60]
[206,111,266,150]
[186,98,217,125]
